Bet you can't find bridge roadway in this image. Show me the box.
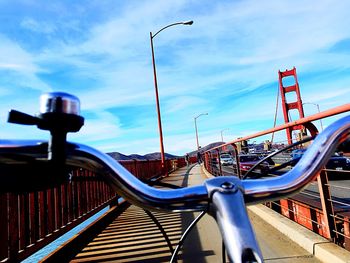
[220,165,350,202]
[64,165,321,263]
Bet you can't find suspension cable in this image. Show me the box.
[271,84,280,143]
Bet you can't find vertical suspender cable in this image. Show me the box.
[271,85,280,143]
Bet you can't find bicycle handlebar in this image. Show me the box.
[2,115,348,208]
[83,111,349,207]
[1,107,350,262]
[243,114,350,203]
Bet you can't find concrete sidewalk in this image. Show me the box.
[191,163,350,263]
[161,164,320,262]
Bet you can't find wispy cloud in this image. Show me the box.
[20,18,57,34]
[0,0,349,155]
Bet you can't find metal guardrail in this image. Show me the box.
[0,169,116,262]
[0,157,187,262]
[202,103,350,248]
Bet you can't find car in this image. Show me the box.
[233,154,270,175]
[291,149,350,171]
[220,153,233,166]
[290,149,305,160]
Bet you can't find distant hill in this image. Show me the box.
[107,151,180,161]
[144,152,180,160]
[187,142,225,157]
[107,142,224,161]
[128,154,147,160]
[200,142,225,152]
[107,152,132,161]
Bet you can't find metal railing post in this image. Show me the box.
[317,170,337,240]
[231,143,241,179]
[217,149,223,176]
[305,122,337,241]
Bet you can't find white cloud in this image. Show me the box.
[71,110,122,142]
[164,96,207,114]
[20,18,57,34]
[1,0,350,156]
[303,88,350,106]
[0,35,38,73]
[0,35,51,93]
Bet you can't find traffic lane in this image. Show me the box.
[220,165,286,177]
[305,178,350,201]
[221,165,350,202]
[222,165,350,180]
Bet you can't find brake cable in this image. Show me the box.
[243,136,315,179]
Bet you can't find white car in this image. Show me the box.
[220,153,233,166]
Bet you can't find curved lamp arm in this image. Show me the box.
[152,21,193,39]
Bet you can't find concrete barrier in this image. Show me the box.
[200,165,350,262]
[249,204,350,263]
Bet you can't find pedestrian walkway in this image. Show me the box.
[48,164,322,262]
[176,165,321,263]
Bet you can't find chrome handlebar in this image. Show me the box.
[1,113,349,263]
[2,115,349,209]
[243,114,350,203]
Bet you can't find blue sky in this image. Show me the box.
[0,0,350,155]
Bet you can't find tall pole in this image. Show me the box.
[150,21,193,174]
[220,128,229,142]
[195,118,199,150]
[315,104,324,131]
[303,102,324,131]
[194,113,208,150]
[150,32,166,171]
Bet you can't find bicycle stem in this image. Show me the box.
[206,177,263,263]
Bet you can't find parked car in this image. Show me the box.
[233,155,270,175]
[220,153,233,166]
[291,149,350,171]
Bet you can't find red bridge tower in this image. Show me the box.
[278,67,305,144]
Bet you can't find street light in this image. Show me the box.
[303,102,324,131]
[150,20,193,173]
[194,113,208,150]
[220,128,229,142]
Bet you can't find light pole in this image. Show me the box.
[194,113,208,150]
[220,128,229,142]
[150,20,193,173]
[303,102,323,131]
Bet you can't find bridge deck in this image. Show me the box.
[46,165,321,262]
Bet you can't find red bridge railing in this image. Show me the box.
[202,103,350,249]
[0,157,186,262]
